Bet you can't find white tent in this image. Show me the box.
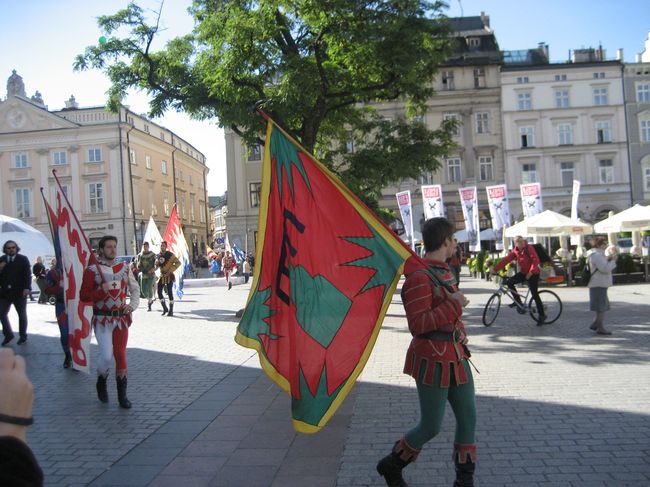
[0,215,55,266]
[593,204,650,233]
[505,210,592,237]
[480,228,498,240]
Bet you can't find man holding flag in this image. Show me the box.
[155,241,181,317]
[80,236,140,409]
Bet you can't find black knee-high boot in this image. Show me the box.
[377,438,420,487]
[167,302,174,317]
[116,376,132,409]
[96,374,109,403]
[161,300,168,315]
[452,444,476,487]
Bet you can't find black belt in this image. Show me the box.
[417,331,457,342]
[93,309,127,317]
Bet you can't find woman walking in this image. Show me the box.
[586,236,617,335]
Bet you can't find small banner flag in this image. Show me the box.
[422,184,444,220]
[570,180,581,245]
[520,182,544,219]
[163,205,191,299]
[459,186,480,252]
[235,113,419,433]
[143,216,163,254]
[486,184,512,251]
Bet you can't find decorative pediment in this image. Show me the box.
[0,96,78,134]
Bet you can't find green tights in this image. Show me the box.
[405,359,476,449]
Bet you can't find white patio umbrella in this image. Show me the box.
[505,210,593,238]
[454,229,468,243]
[593,204,650,233]
[0,214,55,265]
[479,228,498,240]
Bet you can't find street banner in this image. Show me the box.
[163,205,191,299]
[459,186,480,252]
[48,172,99,374]
[486,184,512,251]
[520,182,543,219]
[235,112,418,433]
[206,244,217,261]
[422,184,444,220]
[571,180,581,245]
[396,190,415,249]
[143,216,163,254]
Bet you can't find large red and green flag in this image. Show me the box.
[235,114,420,433]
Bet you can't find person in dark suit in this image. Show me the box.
[0,241,32,346]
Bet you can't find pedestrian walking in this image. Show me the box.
[155,241,181,317]
[210,257,220,278]
[222,251,236,290]
[242,258,250,284]
[137,242,157,312]
[0,241,32,346]
[586,236,617,335]
[376,217,476,487]
[32,256,48,304]
[80,236,140,408]
[44,258,72,368]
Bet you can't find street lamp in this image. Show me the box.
[139,220,145,251]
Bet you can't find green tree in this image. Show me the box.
[75,0,457,210]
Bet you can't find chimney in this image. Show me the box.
[538,42,549,61]
[480,11,490,28]
[637,53,643,63]
[616,48,624,61]
[64,95,79,109]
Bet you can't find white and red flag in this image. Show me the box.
[459,186,480,252]
[163,204,191,299]
[486,184,512,251]
[50,171,100,374]
[422,184,445,219]
[520,182,544,219]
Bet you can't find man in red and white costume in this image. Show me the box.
[80,236,139,409]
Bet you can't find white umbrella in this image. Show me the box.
[593,204,650,233]
[454,229,468,243]
[505,210,592,238]
[0,214,55,265]
[479,228,497,240]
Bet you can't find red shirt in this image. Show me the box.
[493,242,540,275]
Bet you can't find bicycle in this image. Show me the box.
[482,275,562,327]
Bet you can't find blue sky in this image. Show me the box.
[1,1,649,196]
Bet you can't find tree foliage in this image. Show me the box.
[75,0,457,209]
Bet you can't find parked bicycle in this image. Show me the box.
[482,275,563,326]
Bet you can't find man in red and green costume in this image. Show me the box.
[377,217,477,487]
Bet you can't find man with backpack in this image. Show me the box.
[490,236,547,325]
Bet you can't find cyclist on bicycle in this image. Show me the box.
[490,236,546,325]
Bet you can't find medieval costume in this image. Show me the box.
[155,247,180,317]
[80,258,140,408]
[136,248,157,311]
[377,258,476,487]
[44,262,71,368]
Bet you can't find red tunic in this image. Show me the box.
[402,258,470,388]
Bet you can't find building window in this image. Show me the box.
[557,123,573,145]
[522,163,538,183]
[161,160,168,175]
[593,72,605,79]
[645,166,650,191]
[418,172,433,185]
[640,119,650,142]
[596,121,612,143]
[479,156,493,181]
[520,126,535,148]
[52,151,67,165]
[599,159,614,184]
[473,68,485,88]
[88,183,105,213]
[444,113,460,136]
[476,112,489,134]
[593,87,608,105]
[88,148,102,163]
[145,155,152,169]
[248,144,262,161]
[249,182,262,208]
[517,92,532,110]
[446,158,462,183]
[516,76,529,84]
[560,161,574,187]
[555,90,570,108]
[200,202,206,223]
[190,197,195,222]
[15,189,31,218]
[160,131,165,141]
[468,37,480,48]
[129,149,136,165]
[144,124,150,133]
[637,83,650,103]
[179,194,186,219]
[14,153,28,168]
[554,74,567,81]
[346,131,354,153]
[127,116,134,125]
[163,190,170,216]
[442,70,455,90]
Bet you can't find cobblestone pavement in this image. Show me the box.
[6,273,650,486]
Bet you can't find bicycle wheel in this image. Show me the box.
[529,290,562,324]
[482,293,501,326]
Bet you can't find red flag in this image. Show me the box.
[235,115,419,433]
[206,245,217,261]
[162,205,190,298]
[51,172,99,374]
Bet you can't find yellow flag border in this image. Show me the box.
[235,118,414,433]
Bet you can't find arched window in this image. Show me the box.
[641,154,650,191]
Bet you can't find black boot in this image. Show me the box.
[161,300,168,315]
[116,376,132,409]
[377,439,419,487]
[147,300,152,312]
[96,374,109,403]
[167,302,174,317]
[63,350,72,369]
[453,448,476,487]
